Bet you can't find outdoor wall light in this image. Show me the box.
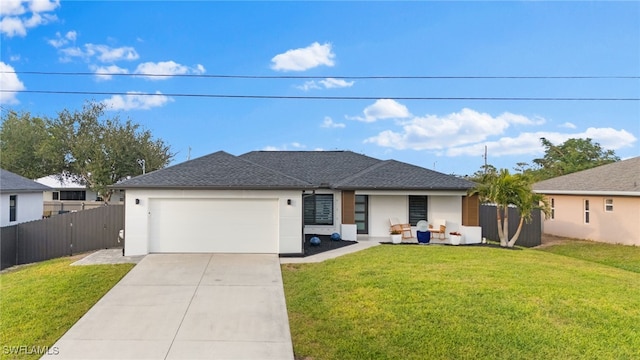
[135,199,140,205]
[287,199,292,205]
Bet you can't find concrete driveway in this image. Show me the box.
[43,254,294,360]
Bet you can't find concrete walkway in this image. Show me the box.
[280,239,381,264]
[44,254,294,360]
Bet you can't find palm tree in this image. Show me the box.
[470,168,550,248]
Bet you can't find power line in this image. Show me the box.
[3,71,639,80]
[3,89,638,101]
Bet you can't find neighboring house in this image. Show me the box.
[115,151,478,256]
[36,175,124,215]
[0,169,52,227]
[533,157,640,246]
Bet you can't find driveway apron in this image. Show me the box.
[43,254,295,360]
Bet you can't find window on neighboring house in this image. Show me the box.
[9,195,17,222]
[550,198,555,220]
[604,198,614,212]
[584,199,590,224]
[59,190,86,201]
[52,191,59,200]
[303,194,334,225]
[408,196,428,226]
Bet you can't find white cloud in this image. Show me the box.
[101,91,173,111]
[47,30,76,48]
[0,0,59,37]
[271,42,335,72]
[86,44,139,62]
[348,99,411,123]
[364,108,548,150]
[559,122,577,129]
[297,77,354,91]
[90,64,129,81]
[320,78,354,89]
[0,0,26,16]
[296,81,322,91]
[0,16,27,37]
[29,0,60,13]
[446,128,636,158]
[321,116,346,128]
[262,142,307,151]
[58,43,139,63]
[0,62,26,104]
[134,61,205,80]
[9,54,20,61]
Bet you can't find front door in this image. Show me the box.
[355,195,368,234]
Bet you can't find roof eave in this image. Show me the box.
[110,184,317,191]
[533,190,640,197]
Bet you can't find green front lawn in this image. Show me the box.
[282,245,640,360]
[0,257,134,360]
[536,239,640,273]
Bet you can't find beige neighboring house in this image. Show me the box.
[533,157,640,246]
[36,175,124,216]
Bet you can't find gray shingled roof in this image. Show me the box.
[1,169,52,193]
[116,150,475,191]
[533,157,640,194]
[240,151,381,185]
[335,160,475,190]
[115,151,313,189]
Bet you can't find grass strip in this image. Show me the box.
[0,257,133,360]
[282,245,640,360]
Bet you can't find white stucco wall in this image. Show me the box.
[430,196,463,233]
[360,191,466,238]
[0,192,44,227]
[368,195,408,237]
[123,189,303,256]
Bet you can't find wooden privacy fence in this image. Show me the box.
[0,205,124,270]
[479,204,542,248]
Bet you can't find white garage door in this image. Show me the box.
[148,198,279,253]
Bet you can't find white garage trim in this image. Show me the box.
[148,198,279,253]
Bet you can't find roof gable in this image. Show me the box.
[533,157,640,194]
[115,151,312,189]
[335,160,475,190]
[1,169,52,193]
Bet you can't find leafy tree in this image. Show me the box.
[51,102,174,201]
[470,168,550,248]
[465,164,497,183]
[532,137,619,180]
[1,102,173,201]
[0,111,65,179]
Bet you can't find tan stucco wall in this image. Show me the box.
[543,195,640,246]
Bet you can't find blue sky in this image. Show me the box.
[1,1,639,176]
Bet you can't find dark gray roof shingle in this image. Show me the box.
[1,169,52,193]
[335,160,475,190]
[533,157,640,194]
[115,151,313,189]
[239,151,381,185]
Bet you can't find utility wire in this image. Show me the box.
[3,71,639,79]
[3,89,638,101]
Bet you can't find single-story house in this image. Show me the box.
[36,174,124,215]
[0,169,52,227]
[115,151,478,256]
[533,156,640,246]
